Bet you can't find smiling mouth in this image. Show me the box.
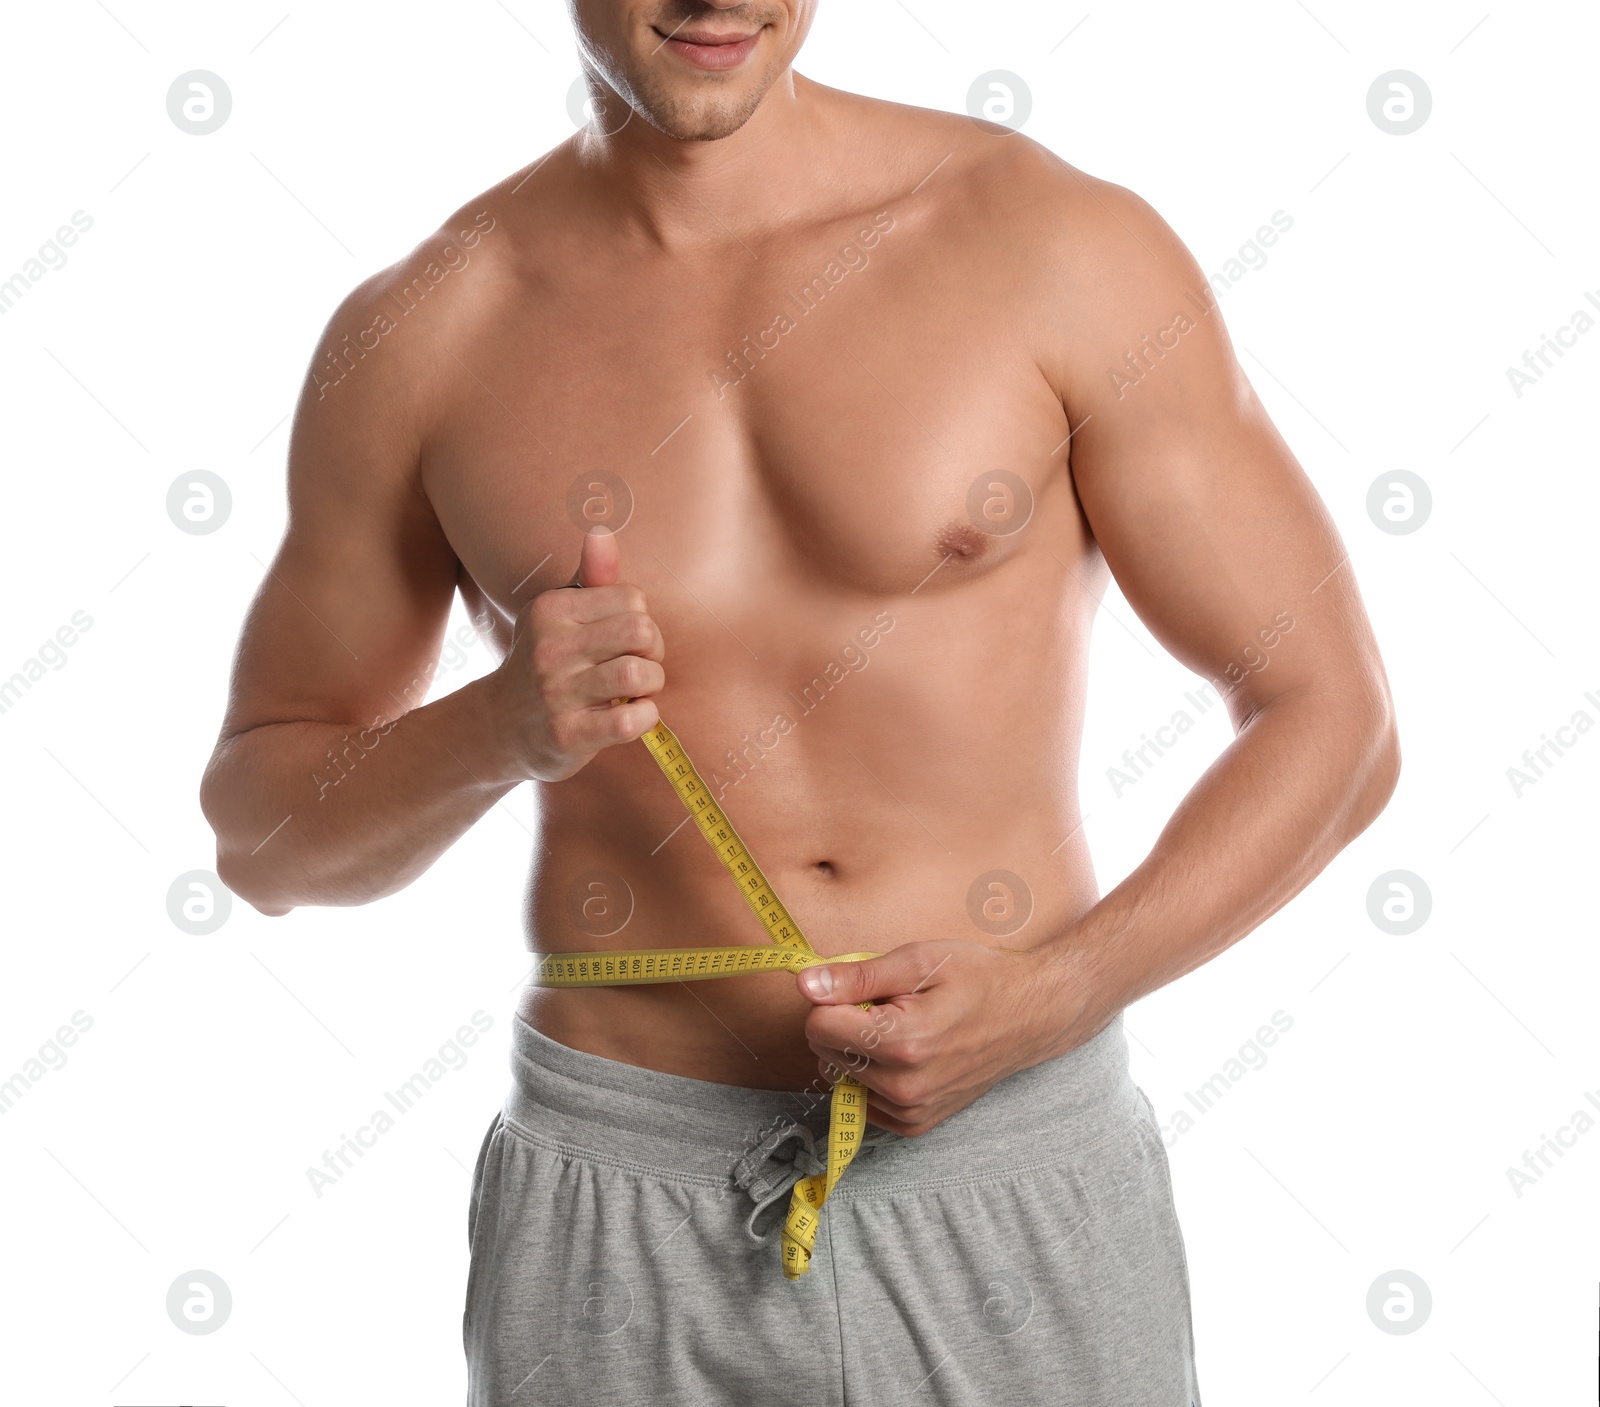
[652,24,764,70]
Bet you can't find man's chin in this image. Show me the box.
[624,68,774,142]
[637,105,759,143]
[662,114,758,142]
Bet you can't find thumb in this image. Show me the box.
[796,947,936,1006]
[572,527,622,588]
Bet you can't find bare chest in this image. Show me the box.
[420,213,1080,627]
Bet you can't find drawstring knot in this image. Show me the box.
[731,1118,897,1246]
[733,1121,826,1245]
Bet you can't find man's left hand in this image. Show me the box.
[795,939,1110,1137]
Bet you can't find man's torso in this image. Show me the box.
[383,92,1103,1088]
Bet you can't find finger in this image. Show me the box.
[553,697,661,754]
[811,1043,870,1083]
[805,1001,917,1074]
[810,1050,926,1126]
[795,945,950,1006]
[573,527,622,588]
[864,1111,914,1137]
[565,611,665,668]
[809,1049,916,1134]
[860,1091,924,1127]
[544,581,651,627]
[862,1101,938,1138]
[568,655,665,709]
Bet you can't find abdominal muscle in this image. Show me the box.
[513,745,1098,1091]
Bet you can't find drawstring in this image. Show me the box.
[731,1119,899,1246]
[733,1121,827,1245]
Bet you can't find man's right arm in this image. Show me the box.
[199,265,663,916]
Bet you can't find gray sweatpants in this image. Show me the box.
[466,1013,1201,1406]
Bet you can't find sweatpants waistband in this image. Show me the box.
[502,1011,1142,1195]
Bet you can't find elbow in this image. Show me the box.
[210,820,404,915]
[1348,682,1402,837]
[215,849,296,918]
[199,757,296,917]
[1366,716,1402,821]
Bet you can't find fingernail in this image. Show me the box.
[800,966,832,999]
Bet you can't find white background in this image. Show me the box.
[1,1,1595,1402]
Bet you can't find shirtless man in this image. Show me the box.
[200,2,1399,1402]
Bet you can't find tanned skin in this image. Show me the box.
[200,0,1399,1137]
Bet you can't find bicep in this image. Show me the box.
[1057,186,1373,722]
[221,284,459,738]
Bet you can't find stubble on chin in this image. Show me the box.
[623,36,780,141]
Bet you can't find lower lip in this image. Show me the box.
[662,32,761,70]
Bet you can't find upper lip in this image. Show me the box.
[657,27,759,45]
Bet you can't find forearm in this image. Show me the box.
[1047,685,1400,1029]
[200,677,521,914]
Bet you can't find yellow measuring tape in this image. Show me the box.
[530,719,879,1280]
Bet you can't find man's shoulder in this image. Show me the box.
[305,154,564,418]
[829,93,1219,396]
[933,123,1202,322]
[948,132,1172,271]
[334,175,536,342]
[824,87,1174,267]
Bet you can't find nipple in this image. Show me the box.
[934,521,989,562]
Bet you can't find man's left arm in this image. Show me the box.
[799,171,1400,1135]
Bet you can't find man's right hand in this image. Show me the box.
[484,529,665,783]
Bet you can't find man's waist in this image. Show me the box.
[501,1009,1139,1189]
